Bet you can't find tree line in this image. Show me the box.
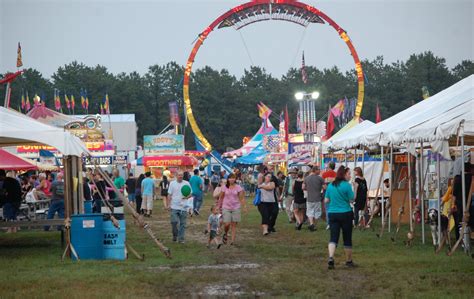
[1,51,472,152]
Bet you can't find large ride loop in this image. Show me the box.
[183,0,365,151]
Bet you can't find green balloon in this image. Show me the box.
[181,185,191,197]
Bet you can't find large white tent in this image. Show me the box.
[326,120,375,150]
[334,75,474,149]
[0,107,89,156]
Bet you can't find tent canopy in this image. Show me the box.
[0,107,89,156]
[223,118,278,158]
[325,119,375,150]
[224,118,278,165]
[27,104,80,127]
[0,149,38,171]
[334,75,474,149]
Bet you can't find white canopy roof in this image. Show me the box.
[0,107,89,156]
[336,75,474,149]
[325,120,375,150]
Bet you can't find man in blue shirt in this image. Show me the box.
[141,172,155,217]
[189,169,204,215]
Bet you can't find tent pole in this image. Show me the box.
[436,151,441,248]
[362,146,365,174]
[408,151,413,233]
[420,141,425,244]
[381,146,385,230]
[389,145,393,233]
[461,135,466,219]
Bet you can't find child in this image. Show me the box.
[206,205,222,249]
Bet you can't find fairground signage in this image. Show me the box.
[143,156,197,167]
[17,140,114,153]
[143,134,184,156]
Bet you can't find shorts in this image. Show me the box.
[222,208,241,223]
[3,202,18,221]
[293,202,306,210]
[209,230,217,240]
[306,201,322,219]
[128,193,136,202]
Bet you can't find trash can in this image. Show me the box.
[84,200,93,214]
[71,214,104,260]
[102,218,126,260]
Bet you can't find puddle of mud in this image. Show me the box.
[147,263,260,272]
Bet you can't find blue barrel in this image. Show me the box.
[102,219,126,260]
[84,201,93,214]
[71,214,104,260]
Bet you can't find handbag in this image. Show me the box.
[253,189,261,206]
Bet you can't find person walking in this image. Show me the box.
[45,173,65,231]
[257,173,276,235]
[280,169,297,223]
[206,205,223,249]
[113,169,125,199]
[1,170,22,233]
[218,173,247,245]
[135,174,145,214]
[210,171,220,193]
[322,161,337,229]
[325,166,355,269]
[304,166,325,231]
[167,171,192,243]
[92,171,107,213]
[293,171,306,230]
[141,172,155,217]
[159,175,170,209]
[189,169,204,215]
[125,173,137,206]
[353,167,368,227]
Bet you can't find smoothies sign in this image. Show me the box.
[17,141,114,153]
[143,134,184,156]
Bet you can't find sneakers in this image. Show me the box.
[217,243,222,249]
[328,257,335,270]
[308,224,316,232]
[345,261,356,268]
[222,233,228,244]
[172,236,177,242]
[326,225,330,230]
[296,222,303,231]
[193,209,200,216]
[270,227,276,233]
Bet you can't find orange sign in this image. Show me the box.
[17,142,108,153]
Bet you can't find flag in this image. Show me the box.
[100,103,104,114]
[65,93,70,109]
[257,102,272,119]
[301,51,308,84]
[71,94,75,110]
[104,93,110,114]
[376,103,382,123]
[26,92,30,111]
[296,110,300,132]
[33,94,40,106]
[54,90,59,111]
[85,89,89,111]
[326,109,335,139]
[284,105,289,143]
[330,99,345,117]
[80,89,85,109]
[169,101,180,125]
[21,93,25,110]
[421,86,430,100]
[16,42,23,68]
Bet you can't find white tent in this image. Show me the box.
[325,120,375,150]
[335,75,474,149]
[0,107,89,156]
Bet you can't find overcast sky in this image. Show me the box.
[1,0,472,79]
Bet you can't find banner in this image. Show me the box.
[169,101,180,125]
[113,155,128,164]
[143,134,184,156]
[143,155,198,167]
[17,141,114,153]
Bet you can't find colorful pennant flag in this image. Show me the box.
[301,51,308,84]
[25,92,30,111]
[330,99,345,117]
[284,105,289,143]
[326,108,335,139]
[21,93,25,110]
[100,103,104,115]
[65,93,70,109]
[71,94,76,113]
[16,42,23,68]
[376,103,382,123]
[80,89,85,109]
[257,102,272,119]
[104,93,110,114]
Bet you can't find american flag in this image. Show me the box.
[301,51,308,84]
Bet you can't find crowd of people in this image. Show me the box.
[2,157,472,270]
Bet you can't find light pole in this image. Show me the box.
[295,91,319,142]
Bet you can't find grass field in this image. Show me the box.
[1,194,473,298]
